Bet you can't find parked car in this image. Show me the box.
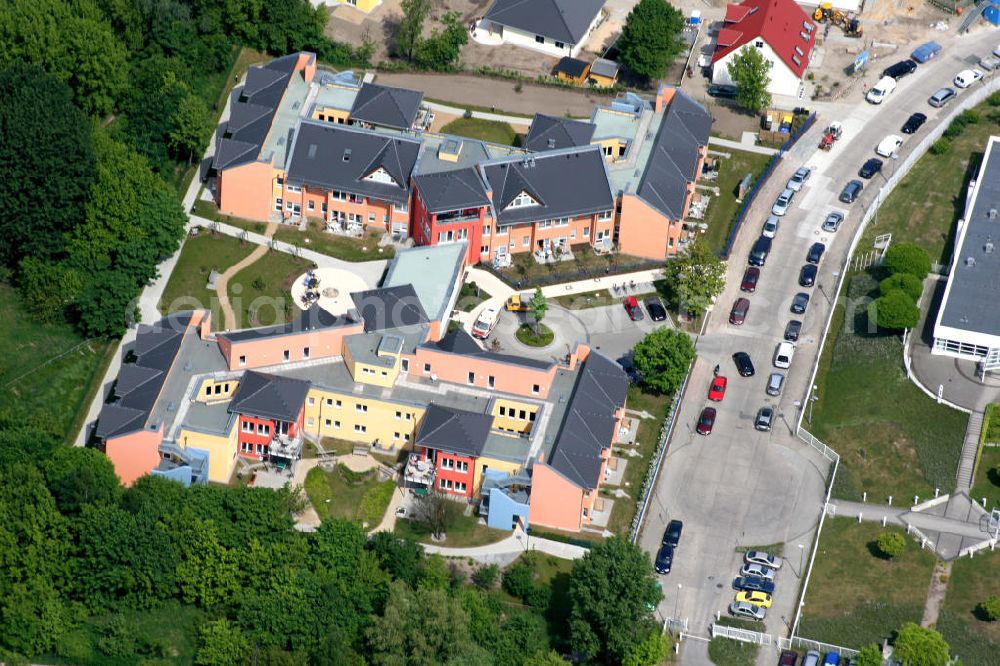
[771,188,795,216]
[774,342,794,369]
[784,320,802,342]
[876,134,903,158]
[911,40,942,63]
[779,649,799,666]
[741,266,761,293]
[791,292,810,314]
[663,520,683,547]
[766,372,785,396]
[929,87,957,108]
[754,406,774,432]
[981,54,1000,71]
[645,298,667,322]
[821,211,844,232]
[787,166,812,192]
[823,652,840,666]
[802,651,821,666]
[655,543,674,574]
[730,297,750,325]
[866,76,896,104]
[799,264,817,287]
[901,112,927,134]
[623,295,644,321]
[734,576,776,595]
[736,590,773,608]
[749,235,772,266]
[696,407,717,435]
[839,179,863,203]
[729,601,767,621]
[708,376,728,401]
[954,68,983,88]
[740,562,776,580]
[807,242,826,264]
[733,352,755,377]
[745,551,782,569]
[859,158,883,179]
[882,59,917,79]
[762,214,780,238]
[707,83,738,99]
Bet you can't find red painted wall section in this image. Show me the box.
[238,415,273,459]
[411,188,486,266]
[433,451,476,498]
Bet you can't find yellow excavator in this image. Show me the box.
[813,2,863,37]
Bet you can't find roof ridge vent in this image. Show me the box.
[343,148,352,162]
[986,241,995,254]
[989,208,998,219]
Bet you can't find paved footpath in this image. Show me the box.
[421,526,589,565]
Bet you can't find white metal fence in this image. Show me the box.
[777,635,859,657]
[797,427,840,464]
[710,623,772,645]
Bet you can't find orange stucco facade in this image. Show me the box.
[406,346,563,398]
[104,426,164,486]
[528,462,585,532]
[218,323,363,370]
[217,160,277,221]
[616,194,679,259]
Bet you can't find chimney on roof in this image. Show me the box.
[990,208,998,220]
[966,256,976,267]
[343,149,352,162]
[547,138,556,148]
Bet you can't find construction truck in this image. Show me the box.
[819,121,843,151]
[813,3,863,37]
[505,291,534,312]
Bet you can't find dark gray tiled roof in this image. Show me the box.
[554,56,589,79]
[485,0,606,45]
[97,312,192,439]
[547,351,628,489]
[350,285,429,332]
[349,82,424,130]
[637,90,712,220]
[219,304,353,343]
[285,121,420,206]
[523,114,596,152]
[413,167,490,213]
[480,147,614,225]
[229,370,310,423]
[213,53,307,171]
[424,329,554,370]
[415,404,493,458]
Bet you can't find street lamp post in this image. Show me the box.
[808,385,819,424]
[798,543,805,577]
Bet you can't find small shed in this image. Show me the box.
[588,58,620,87]
[553,56,590,84]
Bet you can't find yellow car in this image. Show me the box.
[735,590,772,608]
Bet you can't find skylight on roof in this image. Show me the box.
[803,21,814,32]
[795,46,805,57]
[799,31,810,41]
[792,55,802,66]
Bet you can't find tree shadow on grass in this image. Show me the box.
[866,540,893,561]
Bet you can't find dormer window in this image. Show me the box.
[363,167,398,186]
[505,191,538,209]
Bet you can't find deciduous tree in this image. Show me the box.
[892,622,950,666]
[169,93,212,164]
[366,582,471,666]
[663,241,727,316]
[855,643,883,666]
[412,489,460,540]
[618,0,685,80]
[195,620,250,666]
[414,12,468,70]
[632,327,696,395]
[623,631,672,666]
[529,287,548,335]
[978,595,1000,621]
[884,243,932,280]
[43,447,122,514]
[879,272,924,302]
[876,531,906,559]
[396,0,431,61]
[728,46,773,112]
[868,289,920,331]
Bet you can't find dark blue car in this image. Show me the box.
[911,41,941,63]
[733,576,776,595]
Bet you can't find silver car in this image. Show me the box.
[822,211,844,232]
[766,372,785,396]
[730,601,767,621]
[745,550,782,569]
[754,407,774,431]
[740,562,776,580]
[787,167,811,192]
[762,214,780,238]
[771,188,795,216]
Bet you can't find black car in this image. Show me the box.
[645,298,667,322]
[707,84,738,99]
[663,520,683,547]
[799,264,817,287]
[655,544,674,574]
[748,236,772,267]
[839,179,863,203]
[733,352,755,377]
[791,292,810,315]
[902,112,927,134]
[784,320,802,342]
[733,576,776,595]
[807,242,826,264]
[882,59,917,80]
[859,158,884,179]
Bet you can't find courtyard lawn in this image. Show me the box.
[499,245,655,286]
[809,273,967,502]
[970,445,1000,511]
[456,281,489,312]
[304,464,395,527]
[0,284,114,442]
[516,323,554,347]
[158,233,254,329]
[798,517,936,649]
[938,549,1000,666]
[440,117,518,146]
[227,247,315,329]
[699,150,773,256]
[393,511,509,548]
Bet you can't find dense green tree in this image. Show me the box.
[502,559,535,599]
[567,537,661,663]
[0,577,71,656]
[163,510,241,608]
[879,272,925,302]
[122,474,189,520]
[412,489,460,539]
[43,447,122,514]
[366,582,470,666]
[396,0,432,61]
[169,93,212,164]
[978,595,1000,621]
[617,0,685,80]
[97,613,140,657]
[414,12,468,70]
[0,63,96,267]
[62,14,128,116]
[369,532,424,587]
[663,240,727,316]
[524,651,569,666]
[74,268,141,337]
[892,622,950,666]
[728,46,773,113]
[632,327,696,395]
[16,257,83,323]
[529,287,549,335]
[868,289,920,332]
[0,421,63,470]
[259,0,327,54]
[195,620,251,666]
[876,531,907,558]
[884,243,932,280]
[622,631,672,666]
[855,643,883,666]
[472,564,499,589]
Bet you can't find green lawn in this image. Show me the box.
[456,281,489,312]
[809,273,967,501]
[0,284,114,442]
[970,446,1000,511]
[699,150,774,256]
[158,233,254,329]
[498,245,653,285]
[708,637,757,666]
[227,246,314,329]
[516,324,554,347]
[394,511,509,548]
[798,517,936,648]
[304,464,396,528]
[939,548,1000,665]
[440,117,518,146]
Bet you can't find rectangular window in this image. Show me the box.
[538,220,551,229]
[554,41,564,49]
[570,230,576,239]
[440,479,448,489]
[285,201,293,211]
[529,411,537,422]
[482,225,491,237]
[324,419,332,428]
[519,410,526,420]
[497,225,509,236]
[336,400,342,408]
[354,424,367,433]
[321,203,328,213]
[242,421,253,433]
[307,417,315,426]
[522,236,530,247]
[283,350,290,361]
[456,481,467,492]
[332,190,347,201]
[307,200,315,211]
[393,432,400,440]
[334,420,341,429]
[441,458,454,470]
[535,35,544,43]
[499,406,506,416]
[303,347,310,358]
[325,398,333,406]
[286,184,302,193]
[488,375,495,389]
[401,359,409,372]
[598,210,612,221]
[368,212,376,223]
[456,461,469,473]
[277,177,284,186]
[583,227,590,238]
[274,198,282,211]
[467,371,475,385]
[308,397,315,406]
[356,404,368,413]
[424,363,431,373]
[532,384,540,394]
[239,355,246,366]
[481,245,489,255]
[205,386,212,396]
[395,411,402,420]
[256,443,265,455]
[404,433,410,442]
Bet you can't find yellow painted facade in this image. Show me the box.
[195,377,238,403]
[177,423,239,484]
[343,340,401,389]
[589,72,617,88]
[311,105,351,124]
[473,454,523,493]
[490,399,539,435]
[302,387,425,451]
[328,0,380,13]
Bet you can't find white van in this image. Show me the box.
[773,342,794,369]
[866,76,897,104]
[471,306,500,339]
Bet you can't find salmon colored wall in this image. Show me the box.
[221,323,363,369]
[105,427,164,486]
[528,463,583,532]
[217,160,275,222]
[617,194,677,260]
[408,347,556,398]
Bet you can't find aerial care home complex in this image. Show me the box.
[94,243,631,534]
[211,52,713,266]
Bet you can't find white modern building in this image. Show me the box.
[478,0,606,58]
[933,135,1000,373]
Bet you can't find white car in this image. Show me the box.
[866,76,896,104]
[954,68,983,88]
[771,188,795,216]
[762,214,779,238]
[740,562,776,580]
[744,550,782,569]
[876,134,903,158]
[786,167,812,192]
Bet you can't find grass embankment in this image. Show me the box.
[440,117,518,145]
[699,150,773,256]
[304,464,395,527]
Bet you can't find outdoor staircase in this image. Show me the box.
[955,410,984,491]
[959,0,989,33]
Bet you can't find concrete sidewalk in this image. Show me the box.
[420,526,589,564]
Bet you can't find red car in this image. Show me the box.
[623,295,644,321]
[740,267,760,293]
[696,407,717,435]
[729,297,750,325]
[708,376,728,401]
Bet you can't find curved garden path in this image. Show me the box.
[215,222,277,330]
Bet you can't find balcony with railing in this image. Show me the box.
[269,434,303,462]
[403,453,435,488]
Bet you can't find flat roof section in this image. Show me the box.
[382,244,467,322]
